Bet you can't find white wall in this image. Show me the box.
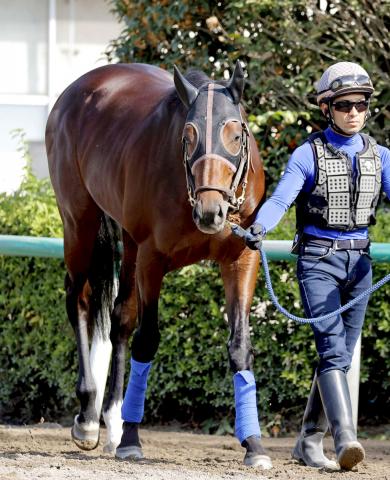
[0,0,121,192]
[0,0,48,95]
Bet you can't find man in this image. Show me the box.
[246,62,390,470]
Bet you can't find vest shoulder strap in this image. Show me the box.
[360,132,377,145]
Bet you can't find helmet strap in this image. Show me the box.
[325,100,352,136]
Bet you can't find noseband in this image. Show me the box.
[182,121,251,212]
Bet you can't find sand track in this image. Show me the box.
[0,425,389,480]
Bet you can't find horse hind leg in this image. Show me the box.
[102,231,138,453]
[66,271,101,451]
[65,211,117,450]
[89,300,115,440]
[89,281,121,453]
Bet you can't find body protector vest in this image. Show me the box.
[295,132,382,231]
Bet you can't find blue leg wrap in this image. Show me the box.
[121,357,152,423]
[233,370,261,444]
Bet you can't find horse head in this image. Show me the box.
[174,62,250,234]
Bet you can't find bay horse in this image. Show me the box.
[45,61,270,469]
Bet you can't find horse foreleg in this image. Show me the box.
[65,273,100,450]
[220,248,272,470]
[115,247,164,460]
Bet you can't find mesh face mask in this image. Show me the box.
[184,84,245,170]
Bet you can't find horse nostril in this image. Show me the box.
[192,201,202,222]
[193,199,226,230]
[214,204,225,225]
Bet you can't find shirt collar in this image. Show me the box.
[324,126,361,147]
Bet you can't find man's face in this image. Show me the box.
[322,93,368,135]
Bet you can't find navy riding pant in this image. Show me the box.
[297,241,372,374]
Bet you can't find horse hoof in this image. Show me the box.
[71,415,100,451]
[115,445,143,460]
[103,441,119,454]
[244,453,273,469]
[102,402,123,454]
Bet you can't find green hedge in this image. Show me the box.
[107,0,390,194]
[0,142,75,423]
[1,151,389,430]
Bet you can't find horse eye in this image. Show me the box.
[183,123,199,157]
[221,121,242,156]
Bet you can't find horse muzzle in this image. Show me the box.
[192,192,229,234]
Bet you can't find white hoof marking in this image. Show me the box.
[103,401,123,453]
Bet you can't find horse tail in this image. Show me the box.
[88,214,122,338]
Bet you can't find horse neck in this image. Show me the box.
[146,94,185,157]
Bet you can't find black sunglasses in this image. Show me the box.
[332,99,369,113]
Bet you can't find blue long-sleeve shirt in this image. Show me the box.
[255,127,390,240]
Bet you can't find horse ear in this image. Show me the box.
[173,65,199,109]
[226,61,245,104]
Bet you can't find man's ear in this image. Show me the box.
[320,103,330,119]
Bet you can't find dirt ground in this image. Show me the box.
[0,424,389,480]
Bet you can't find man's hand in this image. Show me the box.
[245,223,264,250]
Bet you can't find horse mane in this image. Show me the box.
[184,69,212,89]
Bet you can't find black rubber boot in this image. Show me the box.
[292,374,337,469]
[317,369,365,470]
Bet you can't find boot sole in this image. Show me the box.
[338,442,365,470]
[292,455,338,470]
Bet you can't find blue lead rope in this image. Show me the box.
[230,223,390,324]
